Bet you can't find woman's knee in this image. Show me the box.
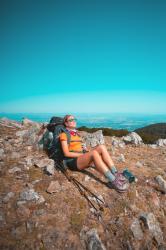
[95,144,107,152]
[99,144,106,149]
[91,149,100,159]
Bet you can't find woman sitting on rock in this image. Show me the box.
[59,114,129,193]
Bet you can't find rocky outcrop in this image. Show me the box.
[123,132,143,145]
[82,130,105,148]
[156,139,166,147]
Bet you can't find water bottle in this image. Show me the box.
[122,168,138,183]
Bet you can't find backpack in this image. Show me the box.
[43,116,71,162]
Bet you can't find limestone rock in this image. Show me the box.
[44,162,55,175]
[83,130,105,148]
[130,219,143,240]
[19,188,40,201]
[155,175,166,194]
[34,158,54,169]
[123,132,143,145]
[140,212,163,245]
[117,154,125,162]
[149,144,158,149]
[111,137,125,148]
[80,228,106,250]
[47,181,62,194]
[156,139,166,147]
[135,161,143,168]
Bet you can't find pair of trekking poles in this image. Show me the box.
[55,160,107,217]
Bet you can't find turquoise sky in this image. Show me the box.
[0,0,166,113]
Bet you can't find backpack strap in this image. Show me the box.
[61,127,71,145]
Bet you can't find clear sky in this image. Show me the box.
[0,0,166,113]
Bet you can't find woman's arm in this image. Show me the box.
[61,140,84,158]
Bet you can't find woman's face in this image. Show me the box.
[65,115,77,129]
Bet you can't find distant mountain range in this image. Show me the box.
[135,123,166,143]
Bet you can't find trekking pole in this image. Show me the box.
[70,177,100,212]
[55,163,106,213]
[72,178,105,211]
[55,163,111,233]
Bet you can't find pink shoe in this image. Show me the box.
[108,177,129,193]
[114,172,128,183]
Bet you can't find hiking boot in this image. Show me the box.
[114,172,128,183]
[108,177,129,193]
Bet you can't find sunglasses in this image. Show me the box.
[67,118,77,122]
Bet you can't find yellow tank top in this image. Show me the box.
[59,132,83,152]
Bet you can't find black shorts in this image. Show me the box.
[64,157,78,171]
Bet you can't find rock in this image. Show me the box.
[44,162,55,175]
[3,192,15,203]
[37,194,45,204]
[19,188,40,201]
[8,167,22,174]
[156,139,166,147]
[140,212,163,245]
[112,137,125,148]
[32,179,42,185]
[155,175,166,194]
[135,161,143,168]
[149,144,158,149]
[130,219,143,240]
[83,130,105,148]
[34,209,46,216]
[24,156,33,167]
[112,138,120,147]
[123,132,143,145]
[17,201,27,206]
[84,176,91,182]
[47,181,62,194]
[117,154,125,162]
[34,158,54,169]
[80,228,106,250]
[119,142,126,148]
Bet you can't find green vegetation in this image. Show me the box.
[78,126,129,137]
[78,123,166,144]
[135,132,159,144]
[135,123,166,144]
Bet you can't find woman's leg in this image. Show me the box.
[77,150,108,173]
[92,144,116,172]
[77,148,128,192]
